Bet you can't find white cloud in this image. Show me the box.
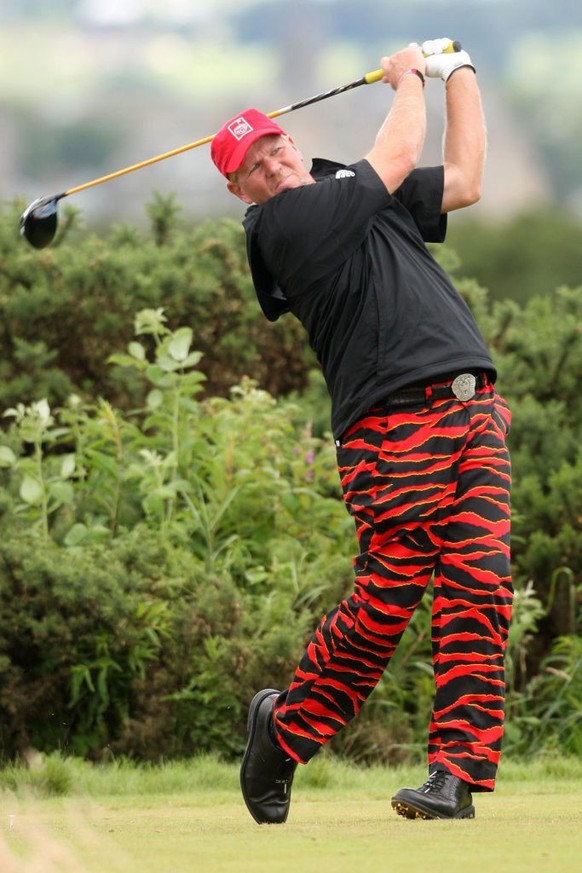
[78,0,141,26]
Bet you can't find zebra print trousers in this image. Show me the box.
[273,384,512,790]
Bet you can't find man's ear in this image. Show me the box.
[227,181,253,204]
[286,135,303,162]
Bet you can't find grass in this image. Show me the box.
[1,755,581,873]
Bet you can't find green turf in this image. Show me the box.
[1,758,581,873]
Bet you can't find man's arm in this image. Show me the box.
[364,46,427,193]
[441,67,486,212]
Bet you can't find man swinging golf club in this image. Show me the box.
[212,39,513,823]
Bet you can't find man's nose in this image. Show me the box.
[263,156,280,176]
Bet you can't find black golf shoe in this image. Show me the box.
[391,769,476,820]
[240,688,297,824]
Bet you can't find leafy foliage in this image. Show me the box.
[445,210,582,305]
[0,196,313,413]
[1,197,581,763]
[0,309,353,761]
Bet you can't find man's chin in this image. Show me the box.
[277,175,313,194]
[276,178,298,193]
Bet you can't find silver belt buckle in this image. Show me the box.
[451,373,477,402]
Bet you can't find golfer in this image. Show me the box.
[211,40,513,822]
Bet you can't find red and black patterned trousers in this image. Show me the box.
[273,383,512,791]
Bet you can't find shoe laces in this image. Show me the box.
[421,770,448,794]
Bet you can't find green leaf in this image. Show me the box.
[135,308,168,337]
[128,341,146,361]
[63,523,90,547]
[145,363,171,384]
[180,351,204,369]
[108,353,141,368]
[146,389,164,410]
[64,523,110,547]
[48,481,75,508]
[20,475,44,505]
[167,328,193,362]
[157,354,182,373]
[60,453,76,479]
[0,445,17,467]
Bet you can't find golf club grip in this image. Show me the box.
[364,39,462,84]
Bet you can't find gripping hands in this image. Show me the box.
[368,38,475,88]
[421,38,475,81]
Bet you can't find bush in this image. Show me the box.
[505,634,582,756]
[445,209,582,305]
[0,311,357,761]
[2,197,582,763]
[0,195,313,413]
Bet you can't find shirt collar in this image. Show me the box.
[310,157,349,180]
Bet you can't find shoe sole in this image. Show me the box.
[391,799,476,820]
[240,688,280,825]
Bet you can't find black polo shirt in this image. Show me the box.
[243,158,495,440]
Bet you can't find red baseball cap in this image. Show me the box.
[211,108,287,177]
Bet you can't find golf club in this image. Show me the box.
[20,39,461,249]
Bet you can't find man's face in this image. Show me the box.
[227,134,315,205]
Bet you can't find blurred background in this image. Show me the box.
[1,0,581,226]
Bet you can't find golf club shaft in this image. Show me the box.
[63,72,382,197]
[62,39,460,198]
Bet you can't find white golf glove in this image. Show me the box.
[422,38,475,81]
[421,38,456,57]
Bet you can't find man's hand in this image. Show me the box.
[422,38,475,82]
[380,45,426,91]
[421,38,456,57]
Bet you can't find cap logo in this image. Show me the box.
[227,116,254,141]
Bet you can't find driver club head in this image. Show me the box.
[19,194,64,249]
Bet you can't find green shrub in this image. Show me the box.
[0,195,313,413]
[2,194,582,763]
[445,209,582,305]
[0,311,353,761]
[505,634,582,757]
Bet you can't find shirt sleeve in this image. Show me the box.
[392,166,447,243]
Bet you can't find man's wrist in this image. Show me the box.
[397,68,426,88]
[445,64,476,82]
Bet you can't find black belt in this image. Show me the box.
[383,373,488,409]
